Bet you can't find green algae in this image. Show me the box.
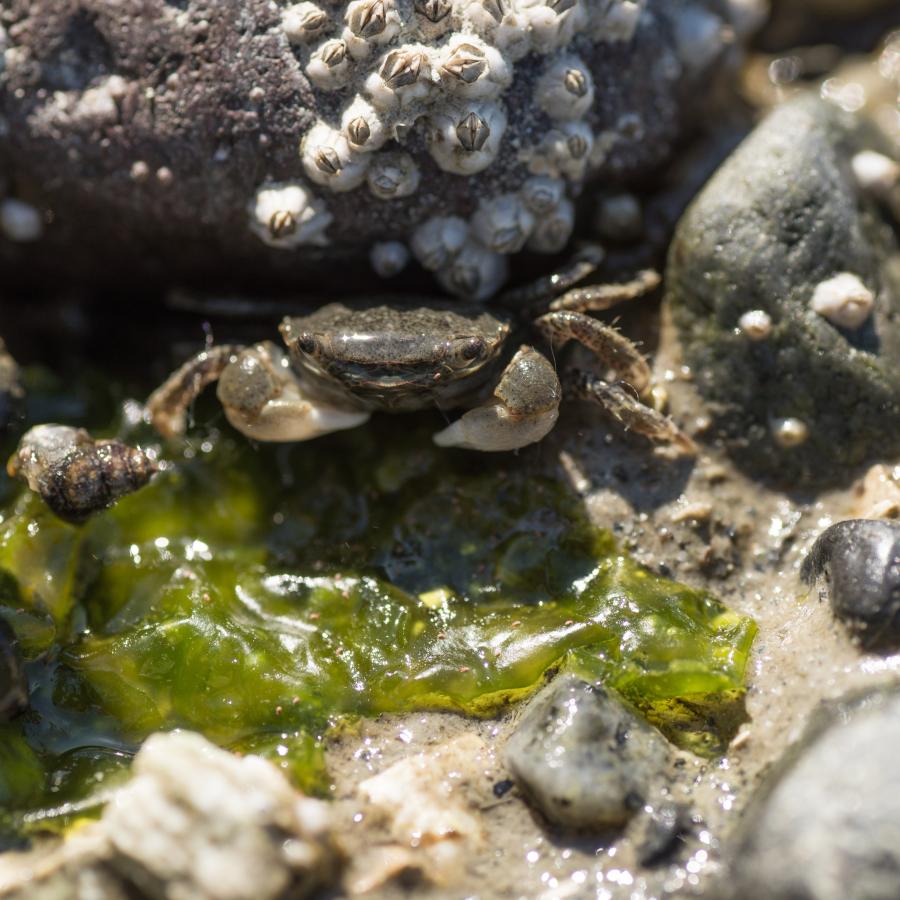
[0,373,756,841]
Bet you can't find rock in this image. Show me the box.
[0,618,27,723]
[504,674,669,830]
[727,688,900,900]
[668,94,900,486]
[103,731,341,900]
[0,0,749,297]
[802,519,900,647]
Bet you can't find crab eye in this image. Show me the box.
[458,337,486,360]
[295,334,317,355]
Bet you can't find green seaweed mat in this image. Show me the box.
[0,372,756,840]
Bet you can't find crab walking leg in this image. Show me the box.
[433,346,561,451]
[215,343,369,441]
[496,244,605,312]
[147,344,244,439]
[565,371,697,456]
[547,269,661,314]
[535,310,651,395]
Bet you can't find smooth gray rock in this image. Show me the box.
[668,94,900,486]
[728,689,900,900]
[504,675,669,830]
[802,519,900,647]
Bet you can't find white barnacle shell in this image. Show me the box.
[426,100,507,175]
[528,120,593,181]
[810,273,876,330]
[436,239,508,301]
[471,193,535,254]
[364,44,433,111]
[520,175,564,214]
[410,215,469,271]
[771,417,809,449]
[370,241,410,277]
[535,54,594,122]
[412,0,455,39]
[307,38,352,90]
[437,36,512,100]
[0,198,43,242]
[589,0,645,42]
[367,151,421,199]
[282,2,332,44]
[341,96,388,151]
[520,0,587,54]
[738,309,773,341]
[455,0,533,61]
[527,196,574,252]
[343,0,403,59]
[301,122,370,192]
[248,182,332,248]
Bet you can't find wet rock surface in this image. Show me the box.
[0,618,26,724]
[803,519,900,647]
[0,0,744,295]
[727,688,900,900]
[668,93,900,486]
[504,675,670,830]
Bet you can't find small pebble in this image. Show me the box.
[810,272,874,330]
[802,519,900,647]
[738,309,772,341]
[504,675,669,830]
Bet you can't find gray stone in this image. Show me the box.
[668,94,900,486]
[504,675,669,830]
[802,519,900,647]
[728,688,900,900]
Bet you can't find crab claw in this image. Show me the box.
[433,346,560,452]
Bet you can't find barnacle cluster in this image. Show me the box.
[250,0,649,299]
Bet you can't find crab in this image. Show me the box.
[145,253,695,456]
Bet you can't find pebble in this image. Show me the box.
[504,675,669,830]
[802,518,900,647]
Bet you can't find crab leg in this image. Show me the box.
[147,345,243,439]
[535,310,651,395]
[546,269,661,314]
[433,346,561,452]
[536,310,695,455]
[565,372,697,455]
[148,342,368,442]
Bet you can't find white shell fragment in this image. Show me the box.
[738,309,773,341]
[810,272,875,330]
[0,198,43,242]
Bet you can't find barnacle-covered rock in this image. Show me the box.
[667,94,900,486]
[0,0,752,297]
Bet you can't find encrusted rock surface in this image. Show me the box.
[504,674,670,830]
[726,688,900,900]
[0,0,747,296]
[667,93,900,486]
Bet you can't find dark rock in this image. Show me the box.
[0,617,27,722]
[504,674,669,830]
[727,688,900,900]
[802,519,900,647]
[668,94,900,486]
[0,0,747,297]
